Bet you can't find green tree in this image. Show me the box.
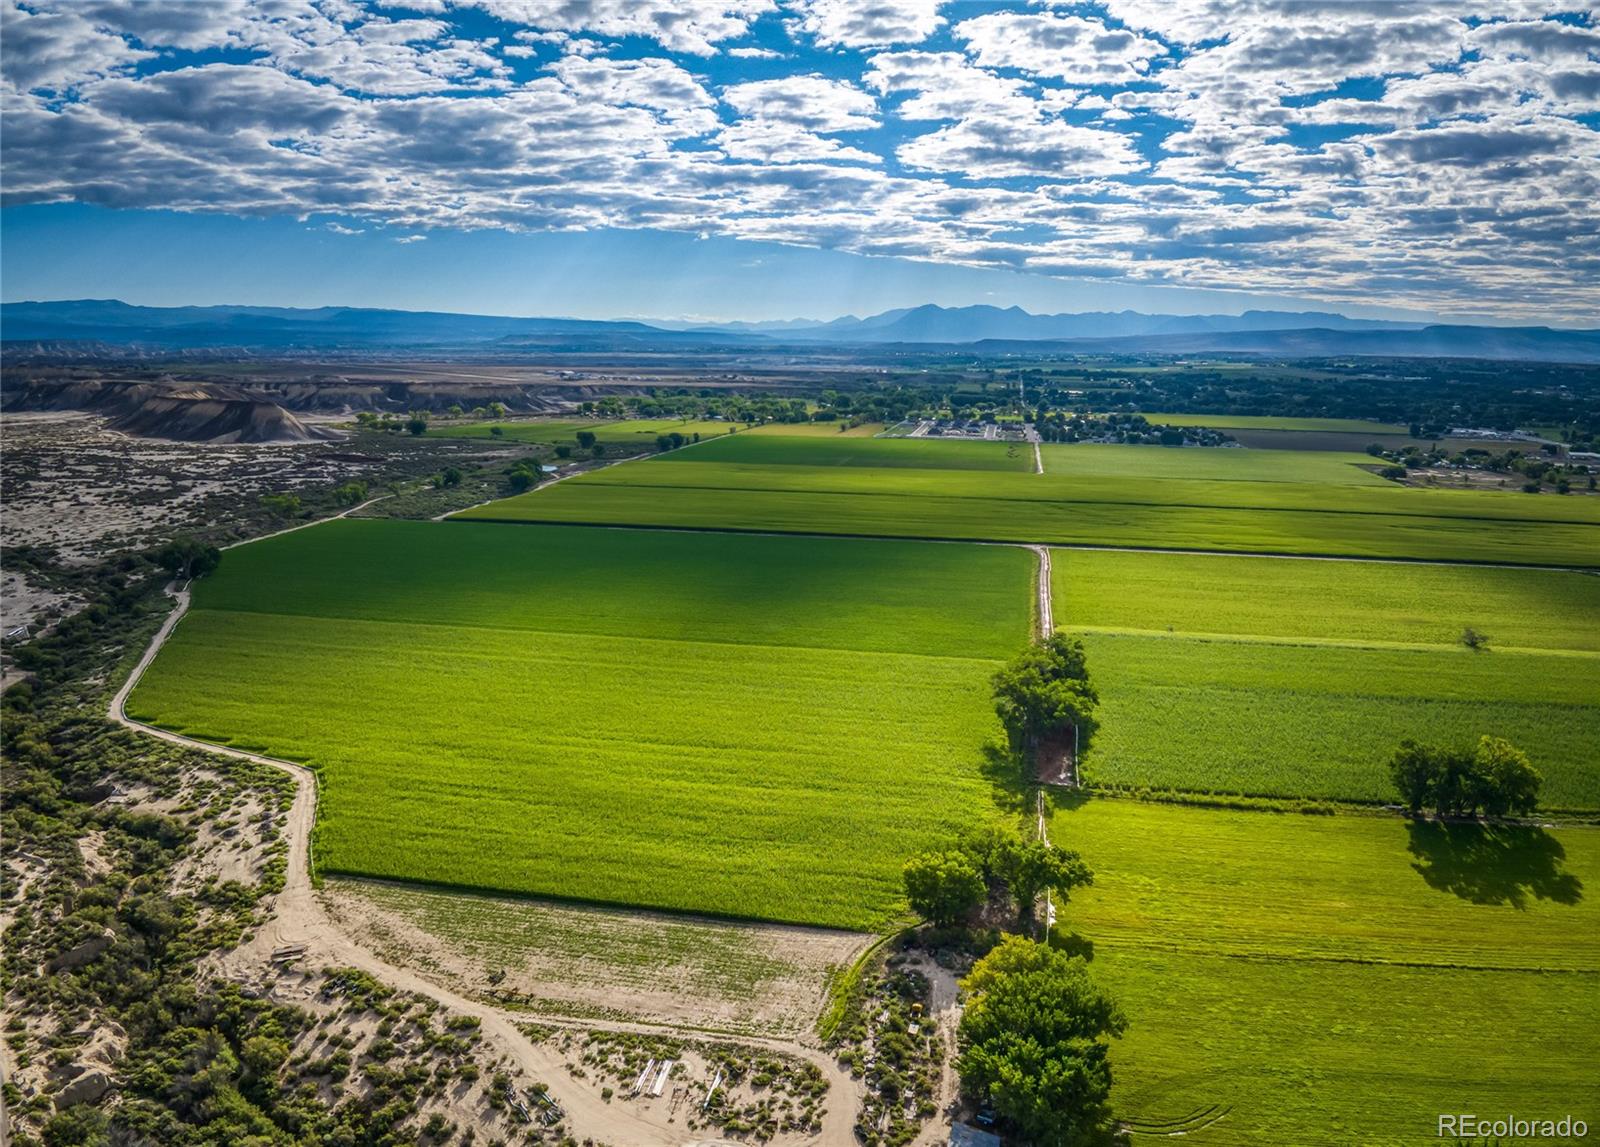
[507,464,538,493]
[1387,739,1439,812]
[154,537,222,581]
[1471,736,1541,816]
[1000,839,1093,931]
[576,430,597,449]
[434,467,463,488]
[958,936,1126,1147]
[991,635,1098,754]
[555,444,574,459]
[902,851,985,926]
[259,493,300,518]
[406,415,428,436]
[1386,736,1540,817]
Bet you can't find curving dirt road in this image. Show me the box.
[1030,544,1054,637]
[108,514,863,1146]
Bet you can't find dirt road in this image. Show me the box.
[109,548,862,1147]
[1030,545,1053,636]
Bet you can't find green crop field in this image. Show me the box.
[1140,413,1408,433]
[1046,798,1599,1145]
[1055,550,1600,651]
[744,420,887,437]
[1038,444,1385,483]
[459,473,1600,567]
[664,432,1035,470]
[1052,550,1600,808]
[1078,635,1598,807]
[126,521,1033,930]
[432,417,735,447]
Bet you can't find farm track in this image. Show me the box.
[1031,545,1053,637]
[109,512,866,1146]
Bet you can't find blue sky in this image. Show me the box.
[2,1,1597,323]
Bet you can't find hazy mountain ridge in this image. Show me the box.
[2,299,1596,361]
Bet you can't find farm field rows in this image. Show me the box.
[1054,549,1600,651]
[456,438,1600,564]
[127,521,1033,930]
[568,459,1600,524]
[432,417,735,447]
[667,433,1036,470]
[1047,798,1600,1145]
[1139,412,1407,433]
[1053,550,1600,808]
[460,479,1600,566]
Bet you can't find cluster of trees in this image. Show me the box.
[1365,442,1595,493]
[991,635,1098,758]
[1388,736,1541,818]
[153,537,221,582]
[1028,358,1598,437]
[903,825,1092,933]
[1033,410,1230,447]
[956,937,1127,1147]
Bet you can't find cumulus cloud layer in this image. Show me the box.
[2,0,1596,316]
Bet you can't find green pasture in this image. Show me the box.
[1139,412,1407,434]
[1052,549,1600,807]
[126,521,1033,930]
[1038,444,1384,483]
[459,479,1600,566]
[1077,635,1598,807]
[1047,798,1599,1145]
[432,417,735,447]
[1054,550,1600,651]
[662,433,1034,471]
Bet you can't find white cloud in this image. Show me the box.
[0,0,1596,317]
[789,0,943,49]
[898,116,1146,178]
[954,11,1166,85]
[722,74,877,131]
[455,0,773,55]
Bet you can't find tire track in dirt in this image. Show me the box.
[109,516,863,1146]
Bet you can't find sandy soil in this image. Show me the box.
[325,878,869,1037]
[108,579,866,1147]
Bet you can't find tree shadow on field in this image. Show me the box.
[980,739,1035,815]
[1405,821,1583,909]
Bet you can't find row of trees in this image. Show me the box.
[991,634,1098,758]
[903,824,1092,932]
[1389,736,1541,818]
[957,937,1127,1147]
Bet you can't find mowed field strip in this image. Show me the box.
[126,521,1034,930]
[455,436,1600,565]
[1053,550,1600,808]
[1047,798,1599,1145]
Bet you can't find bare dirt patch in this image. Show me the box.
[324,878,872,1038]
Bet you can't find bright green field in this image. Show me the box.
[1140,413,1407,434]
[460,477,1600,566]
[1078,634,1599,807]
[432,417,735,447]
[1038,444,1385,483]
[664,433,1035,470]
[1054,550,1600,807]
[126,521,1033,930]
[1047,798,1599,1145]
[1055,550,1600,651]
[456,436,1600,565]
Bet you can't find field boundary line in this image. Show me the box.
[1063,625,1600,659]
[442,515,1600,572]
[547,472,1600,528]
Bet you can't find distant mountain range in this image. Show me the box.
[3,298,1597,362]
